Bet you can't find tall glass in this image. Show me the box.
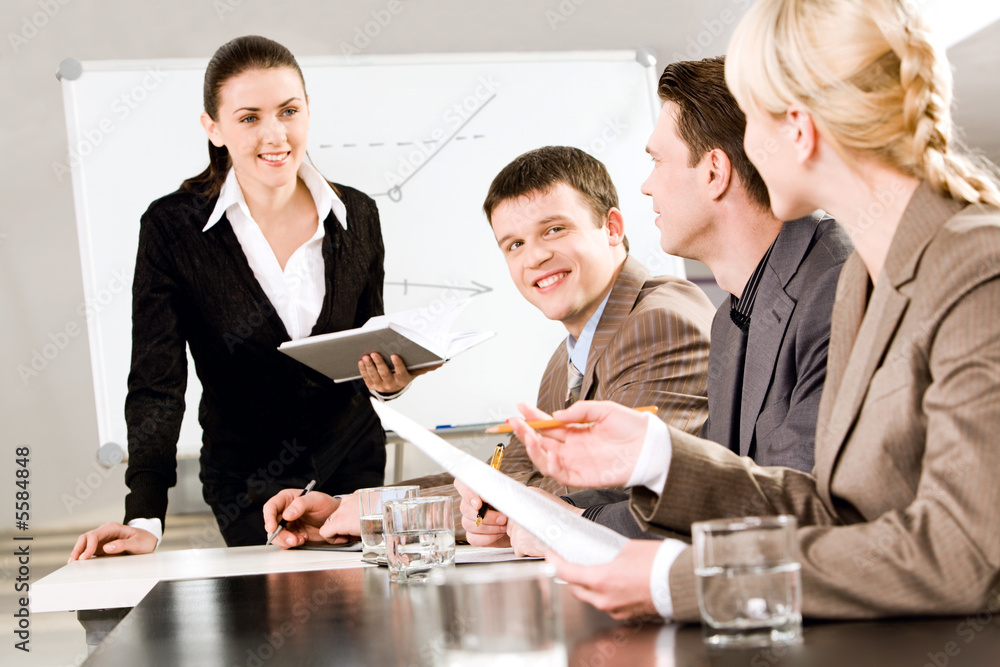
[383,496,455,583]
[357,485,419,564]
[692,515,802,648]
[430,562,565,666]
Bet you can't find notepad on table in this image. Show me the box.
[278,299,495,383]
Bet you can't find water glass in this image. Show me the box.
[429,562,565,666]
[692,515,802,648]
[383,496,455,583]
[358,485,419,564]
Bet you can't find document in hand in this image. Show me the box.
[370,399,628,566]
[278,299,495,383]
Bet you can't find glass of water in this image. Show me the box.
[429,562,565,666]
[358,485,419,564]
[383,496,456,583]
[692,515,802,648]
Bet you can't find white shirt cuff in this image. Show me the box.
[625,414,672,494]
[369,383,410,402]
[128,518,162,548]
[650,538,687,619]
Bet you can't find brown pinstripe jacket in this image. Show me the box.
[409,255,716,538]
[632,183,1000,620]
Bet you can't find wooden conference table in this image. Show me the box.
[32,546,1000,666]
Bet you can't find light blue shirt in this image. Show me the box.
[565,292,612,374]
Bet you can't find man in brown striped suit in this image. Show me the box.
[262,146,716,546]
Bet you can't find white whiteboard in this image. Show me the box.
[59,50,683,457]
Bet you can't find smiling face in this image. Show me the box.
[640,102,718,262]
[490,182,625,338]
[200,67,310,196]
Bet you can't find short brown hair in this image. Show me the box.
[483,146,628,251]
[657,57,771,211]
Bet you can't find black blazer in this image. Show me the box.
[123,183,386,524]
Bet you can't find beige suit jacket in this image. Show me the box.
[413,255,716,537]
[631,183,1000,620]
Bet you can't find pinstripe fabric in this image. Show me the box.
[410,255,715,538]
[631,183,1000,621]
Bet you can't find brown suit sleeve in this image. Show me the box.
[633,277,1000,622]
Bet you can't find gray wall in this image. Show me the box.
[1,0,995,532]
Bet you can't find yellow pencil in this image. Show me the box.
[483,405,658,434]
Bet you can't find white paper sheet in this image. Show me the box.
[371,399,628,566]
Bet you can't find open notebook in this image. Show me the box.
[370,399,628,566]
[279,299,494,382]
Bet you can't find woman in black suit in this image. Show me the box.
[70,35,429,557]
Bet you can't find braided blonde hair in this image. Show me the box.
[725,0,1000,208]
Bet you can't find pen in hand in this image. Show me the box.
[483,405,658,434]
[266,479,316,546]
[475,444,505,527]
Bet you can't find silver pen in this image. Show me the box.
[265,479,317,546]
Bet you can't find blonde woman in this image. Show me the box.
[510,0,1000,622]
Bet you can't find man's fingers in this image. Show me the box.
[454,479,481,507]
[282,496,307,522]
[275,530,304,549]
[462,516,507,535]
[319,519,351,540]
[462,517,507,534]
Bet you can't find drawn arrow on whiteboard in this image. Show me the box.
[368,94,496,202]
[385,280,493,296]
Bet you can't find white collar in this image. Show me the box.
[202,161,348,231]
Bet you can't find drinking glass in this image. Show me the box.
[383,496,455,583]
[692,515,802,648]
[429,562,565,666]
[357,485,419,564]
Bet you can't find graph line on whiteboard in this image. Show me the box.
[318,93,495,203]
[386,280,493,296]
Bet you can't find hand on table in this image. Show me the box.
[69,522,157,562]
[263,488,342,549]
[318,491,363,542]
[359,352,441,395]
[512,400,650,488]
[547,539,663,620]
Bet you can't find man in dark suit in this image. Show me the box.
[462,56,852,546]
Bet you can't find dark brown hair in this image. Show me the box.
[658,57,770,211]
[181,35,307,199]
[483,146,628,251]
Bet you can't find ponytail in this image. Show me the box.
[885,4,1000,208]
[726,0,1000,209]
[181,142,231,198]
